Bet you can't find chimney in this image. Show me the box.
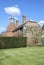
[10,17,14,22]
[16,20,20,27]
[23,15,26,23]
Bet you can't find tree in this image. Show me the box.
[42,24,44,30]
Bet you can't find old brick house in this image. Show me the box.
[5,16,41,45]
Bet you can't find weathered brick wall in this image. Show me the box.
[23,21,41,45]
[6,32,14,37]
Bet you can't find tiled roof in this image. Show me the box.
[6,21,16,32]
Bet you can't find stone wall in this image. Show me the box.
[23,21,41,45]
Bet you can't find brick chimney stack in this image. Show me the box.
[16,20,20,27]
[23,15,26,23]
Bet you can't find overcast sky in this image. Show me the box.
[0,0,44,32]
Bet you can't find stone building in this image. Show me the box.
[23,16,41,45]
[5,16,41,45]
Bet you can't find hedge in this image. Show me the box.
[0,37,27,49]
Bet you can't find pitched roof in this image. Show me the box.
[6,20,40,33]
[6,21,16,32]
[13,22,27,32]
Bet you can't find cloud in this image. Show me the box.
[38,20,44,27]
[4,6,21,16]
[0,28,6,30]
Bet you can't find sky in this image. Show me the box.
[0,0,44,32]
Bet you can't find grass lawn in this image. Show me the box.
[0,47,44,65]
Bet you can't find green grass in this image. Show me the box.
[0,47,44,65]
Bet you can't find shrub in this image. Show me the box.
[42,37,44,46]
